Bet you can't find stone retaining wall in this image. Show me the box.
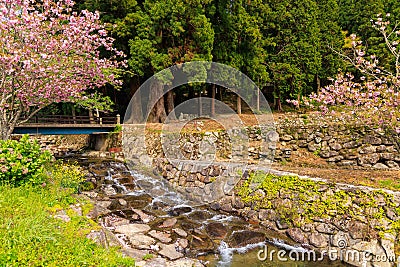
[121,119,400,266]
[152,158,244,203]
[13,134,89,156]
[276,123,400,169]
[14,133,122,156]
[123,120,400,170]
[152,158,400,267]
[122,124,276,166]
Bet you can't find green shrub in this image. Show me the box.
[0,135,51,186]
[46,162,86,193]
[114,124,122,133]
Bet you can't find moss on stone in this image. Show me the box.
[236,172,399,236]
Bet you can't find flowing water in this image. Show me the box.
[74,158,349,267]
[204,241,350,267]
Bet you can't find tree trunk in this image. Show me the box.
[218,87,223,100]
[275,97,282,112]
[316,74,321,94]
[297,94,301,108]
[128,78,143,123]
[165,90,176,120]
[0,120,10,140]
[211,84,216,117]
[0,110,20,140]
[206,84,212,98]
[72,105,76,124]
[147,79,166,123]
[237,95,242,115]
[5,124,15,140]
[89,110,95,124]
[198,92,203,117]
[273,83,282,111]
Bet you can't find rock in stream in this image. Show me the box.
[72,159,280,266]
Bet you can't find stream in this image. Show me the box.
[72,157,349,267]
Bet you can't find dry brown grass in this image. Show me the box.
[273,149,400,191]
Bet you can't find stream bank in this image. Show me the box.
[62,156,350,267]
[21,127,400,266]
[153,158,399,267]
[121,121,400,267]
[75,158,278,267]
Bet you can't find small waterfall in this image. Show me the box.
[216,241,266,267]
[105,169,128,193]
[129,169,192,207]
[78,159,348,267]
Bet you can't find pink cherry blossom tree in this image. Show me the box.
[0,0,124,140]
[288,14,400,133]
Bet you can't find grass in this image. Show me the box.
[271,148,400,192]
[0,172,134,266]
[379,179,400,191]
[142,254,154,261]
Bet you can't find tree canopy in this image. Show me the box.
[4,0,400,129]
[79,0,350,113]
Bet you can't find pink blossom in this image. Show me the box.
[0,0,124,139]
[286,99,299,107]
[1,166,8,173]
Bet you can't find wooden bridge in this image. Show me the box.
[13,115,120,135]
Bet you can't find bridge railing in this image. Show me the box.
[20,115,120,125]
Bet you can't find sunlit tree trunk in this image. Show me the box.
[316,74,321,94]
[89,110,95,124]
[198,92,203,117]
[72,105,76,124]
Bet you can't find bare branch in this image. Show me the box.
[16,106,44,126]
[328,45,382,79]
